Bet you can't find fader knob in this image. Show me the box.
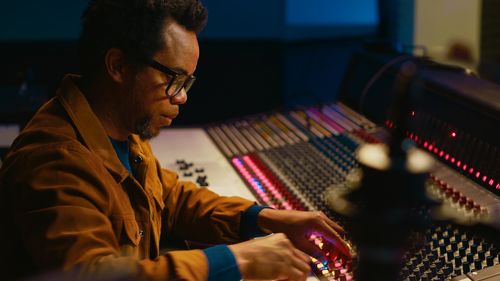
[458,247,466,256]
[451,241,458,251]
[470,244,478,253]
[422,258,430,270]
[437,270,445,279]
[478,250,486,260]
[462,262,470,273]
[429,264,437,275]
[474,260,482,270]
[486,256,494,266]
[446,251,454,261]
[491,246,499,256]
[466,253,474,263]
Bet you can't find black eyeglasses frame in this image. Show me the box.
[147,59,196,98]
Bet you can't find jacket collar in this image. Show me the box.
[56,74,129,182]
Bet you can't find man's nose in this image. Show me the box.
[171,88,187,105]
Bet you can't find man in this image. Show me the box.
[0,0,351,280]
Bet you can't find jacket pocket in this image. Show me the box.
[122,219,141,257]
[111,217,141,257]
[122,219,141,246]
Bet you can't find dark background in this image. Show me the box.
[0,0,380,127]
[1,0,499,127]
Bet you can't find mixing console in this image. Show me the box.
[204,102,500,281]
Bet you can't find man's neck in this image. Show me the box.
[78,78,131,141]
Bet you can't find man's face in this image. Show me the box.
[127,20,199,140]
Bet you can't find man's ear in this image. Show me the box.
[104,48,128,83]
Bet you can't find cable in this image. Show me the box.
[358,55,414,114]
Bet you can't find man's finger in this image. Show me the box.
[321,213,345,235]
[318,220,352,259]
[293,247,314,264]
[291,249,311,274]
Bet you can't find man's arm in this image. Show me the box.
[159,166,257,244]
[2,145,210,280]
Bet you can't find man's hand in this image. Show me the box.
[257,209,352,262]
[228,233,310,281]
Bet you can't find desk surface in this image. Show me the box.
[150,128,257,201]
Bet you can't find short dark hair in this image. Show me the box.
[79,0,207,80]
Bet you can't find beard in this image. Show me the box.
[134,115,159,140]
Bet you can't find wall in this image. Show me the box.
[0,0,87,41]
[199,0,285,39]
[0,1,379,125]
[414,0,481,67]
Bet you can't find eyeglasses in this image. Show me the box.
[147,59,196,98]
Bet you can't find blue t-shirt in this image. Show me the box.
[109,137,133,175]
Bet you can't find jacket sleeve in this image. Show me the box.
[159,164,256,245]
[1,143,209,281]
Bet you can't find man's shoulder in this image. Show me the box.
[1,96,95,179]
[8,96,83,157]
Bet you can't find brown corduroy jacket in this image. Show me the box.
[0,75,255,281]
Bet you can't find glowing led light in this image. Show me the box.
[451,157,455,163]
[429,144,434,151]
[496,183,500,190]
[424,142,428,148]
[445,154,450,160]
[462,164,467,171]
[439,151,444,157]
[434,148,439,154]
[488,179,494,186]
[476,171,481,178]
[457,161,461,168]
[242,155,294,210]
[233,157,269,200]
[451,132,457,138]
[469,168,474,174]
[482,176,487,182]
[411,111,416,116]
